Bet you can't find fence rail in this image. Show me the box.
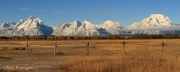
[1,40,180,55]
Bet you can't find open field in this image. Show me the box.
[0,39,180,71]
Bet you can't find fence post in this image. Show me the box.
[122,41,125,53]
[161,41,165,54]
[54,41,57,55]
[26,40,28,54]
[87,42,90,55]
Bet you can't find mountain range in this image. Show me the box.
[1,14,180,36]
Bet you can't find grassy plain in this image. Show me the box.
[0,39,180,72]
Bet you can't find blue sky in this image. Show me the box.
[0,0,180,27]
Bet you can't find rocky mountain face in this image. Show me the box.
[1,14,180,36]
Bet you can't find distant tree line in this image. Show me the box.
[0,34,180,40]
[0,35,124,40]
[132,34,180,39]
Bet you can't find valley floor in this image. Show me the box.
[0,39,180,72]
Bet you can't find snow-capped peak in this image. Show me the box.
[81,20,97,29]
[150,14,165,18]
[101,20,122,27]
[82,20,92,25]
[3,21,16,25]
[17,16,44,31]
[103,20,114,24]
[127,14,175,29]
[2,13,180,36]
[15,19,24,27]
[35,18,43,24]
[20,19,24,22]
[148,14,173,25]
[0,21,16,29]
[73,20,80,23]
[98,20,124,35]
[70,20,82,27]
[28,15,34,19]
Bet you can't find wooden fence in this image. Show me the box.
[0,40,177,55]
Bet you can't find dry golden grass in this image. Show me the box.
[58,39,180,72]
[1,39,180,71]
[0,67,4,72]
[59,54,180,72]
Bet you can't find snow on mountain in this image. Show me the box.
[0,16,53,36]
[98,20,124,35]
[0,21,16,36]
[130,30,161,35]
[17,15,43,31]
[52,23,71,36]
[130,30,180,35]
[52,20,100,36]
[0,21,16,29]
[52,20,82,36]
[15,19,24,27]
[74,20,100,36]
[125,14,180,35]
[1,14,180,36]
[126,14,175,29]
[52,20,125,36]
[62,20,82,35]
[15,15,53,36]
